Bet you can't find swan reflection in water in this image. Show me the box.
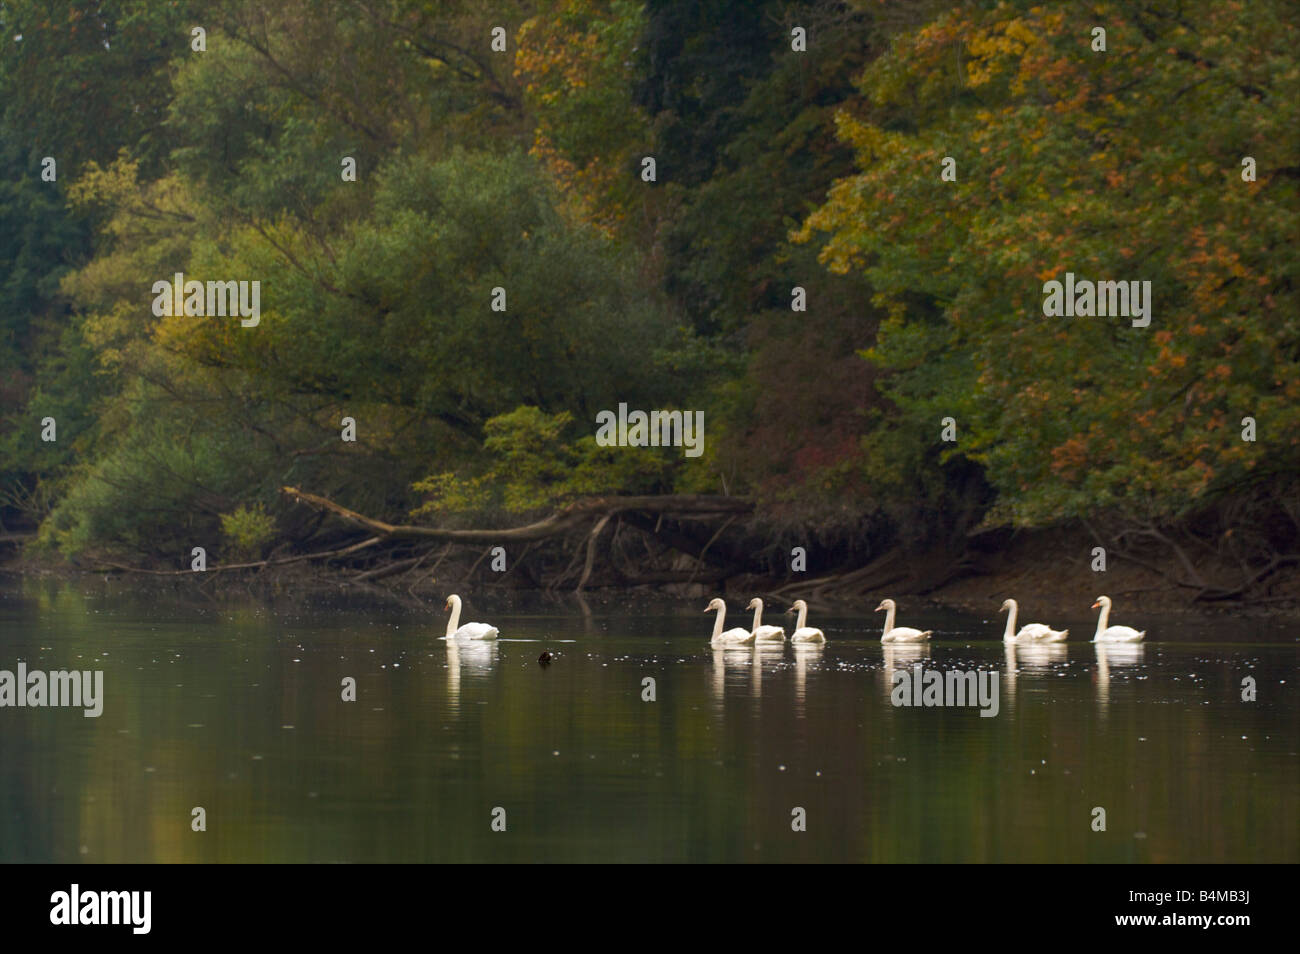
[445,638,499,714]
[881,642,932,700]
[792,640,825,717]
[1002,641,1068,706]
[1094,640,1145,710]
[709,642,784,705]
[750,641,785,699]
[711,645,752,704]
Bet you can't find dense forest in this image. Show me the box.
[1,0,1297,604]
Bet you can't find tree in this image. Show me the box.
[795,0,1300,527]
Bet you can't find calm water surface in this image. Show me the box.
[1,580,1296,862]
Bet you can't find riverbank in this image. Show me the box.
[928,524,1300,618]
[6,520,1298,620]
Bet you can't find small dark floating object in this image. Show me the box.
[538,651,554,667]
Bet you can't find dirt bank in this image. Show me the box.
[5,520,1298,620]
[927,525,1300,618]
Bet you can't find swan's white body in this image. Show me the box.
[875,599,932,642]
[1091,595,1145,642]
[706,598,756,647]
[746,598,786,642]
[443,594,499,640]
[999,599,1068,643]
[787,600,826,643]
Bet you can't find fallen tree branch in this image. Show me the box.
[1197,554,1300,601]
[577,513,613,592]
[772,549,907,600]
[612,567,731,586]
[409,543,454,597]
[90,535,384,576]
[620,511,730,566]
[278,485,753,591]
[280,486,752,542]
[351,552,427,583]
[461,544,495,582]
[686,514,737,587]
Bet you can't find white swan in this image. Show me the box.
[1091,595,1145,642]
[746,597,786,642]
[999,598,1068,642]
[786,599,826,643]
[442,594,499,640]
[875,598,932,642]
[706,598,755,647]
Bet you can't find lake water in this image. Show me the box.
[1,579,1296,863]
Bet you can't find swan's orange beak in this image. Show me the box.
[443,600,451,611]
[1091,600,1101,609]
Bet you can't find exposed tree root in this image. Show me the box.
[278,485,753,591]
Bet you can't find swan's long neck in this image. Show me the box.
[882,604,896,634]
[795,604,808,630]
[750,600,764,629]
[1003,601,1018,640]
[446,597,462,636]
[1094,600,1110,637]
[711,605,726,639]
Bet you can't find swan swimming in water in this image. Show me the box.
[875,598,932,642]
[1091,595,1145,642]
[999,598,1068,642]
[706,598,756,647]
[786,600,826,643]
[442,594,499,640]
[746,597,786,642]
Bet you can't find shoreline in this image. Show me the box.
[6,537,1298,621]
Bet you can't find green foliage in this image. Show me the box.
[0,2,203,534]
[612,1,903,506]
[409,472,495,518]
[413,405,673,517]
[516,0,650,231]
[169,145,677,430]
[220,503,276,560]
[6,0,1296,566]
[796,0,1300,525]
[23,2,681,557]
[0,0,204,174]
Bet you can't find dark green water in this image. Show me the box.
[1,579,1296,862]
